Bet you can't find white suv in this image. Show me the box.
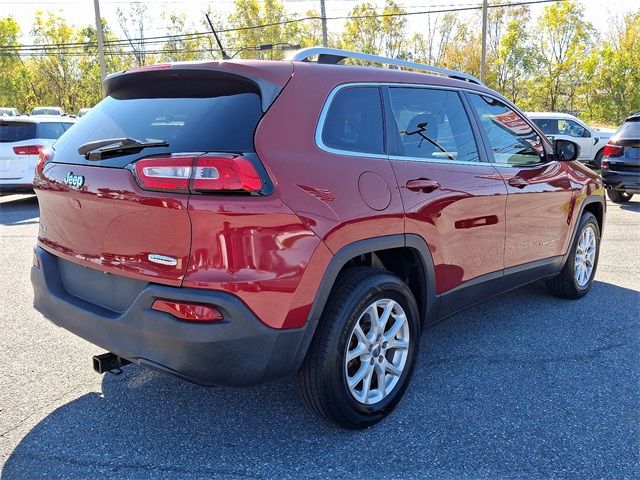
[0,116,75,192]
[527,112,614,168]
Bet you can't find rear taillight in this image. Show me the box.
[132,155,263,193]
[35,148,52,175]
[13,145,44,156]
[603,143,623,158]
[152,299,224,323]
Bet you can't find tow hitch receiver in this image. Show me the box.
[92,352,131,375]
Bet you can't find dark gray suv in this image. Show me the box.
[602,113,640,203]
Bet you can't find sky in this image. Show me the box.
[1,0,638,45]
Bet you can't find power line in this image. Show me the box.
[0,0,562,56]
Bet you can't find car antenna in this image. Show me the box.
[205,14,230,60]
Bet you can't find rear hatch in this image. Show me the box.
[0,120,37,180]
[606,116,640,172]
[36,63,291,288]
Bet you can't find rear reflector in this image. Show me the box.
[152,299,224,323]
[603,143,623,158]
[36,148,52,175]
[133,155,263,193]
[601,160,609,170]
[13,145,44,155]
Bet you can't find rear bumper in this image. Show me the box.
[602,170,640,193]
[31,246,308,386]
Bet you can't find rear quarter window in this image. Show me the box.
[320,86,385,155]
[37,122,67,139]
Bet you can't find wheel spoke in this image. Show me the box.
[347,343,367,362]
[384,360,403,377]
[379,301,394,332]
[361,366,374,401]
[348,363,369,388]
[384,313,407,341]
[387,338,409,350]
[375,363,386,398]
[353,322,368,346]
[365,304,380,339]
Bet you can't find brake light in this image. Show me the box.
[133,155,263,193]
[603,143,623,158]
[35,148,53,175]
[152,299,224,322]
[13,145,44,155]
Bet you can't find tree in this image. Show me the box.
[0,17,29,110]
[341,1,407,58]
[534,0,594,111]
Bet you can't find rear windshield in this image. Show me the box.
[52,81,263,167]
[0,122,37,142]
[37,122,73,139]
[32,108,61,115]
[616,118,640,140]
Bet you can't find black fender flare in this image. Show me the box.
[292,234,437,368]
[561,194,605,268]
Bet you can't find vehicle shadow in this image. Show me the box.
[3,281,639,479]
[0,195,39,226]
[618,199,640,212]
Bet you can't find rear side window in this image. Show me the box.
[531,119,557,135]
[37,122,67,139]
[616,118,640,140]
[321,86,385,155]
[0,122,37,142]
[52,79,263,167]
[388,87,479,162]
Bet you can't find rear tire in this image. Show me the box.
[546,212,600,299]
[297,267,420,429]
[607,189,633,203]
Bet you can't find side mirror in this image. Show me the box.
[554,139,580,161]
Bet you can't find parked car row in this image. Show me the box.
[0,115,76,192]
[527,112,614,168]
[0,106,91,118]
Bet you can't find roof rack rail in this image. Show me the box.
[287,47,482,85]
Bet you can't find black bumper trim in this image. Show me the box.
[31,246,307,386]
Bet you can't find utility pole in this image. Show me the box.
[480,0,488,83]
[93,0,107,87]
[320,0,328,47]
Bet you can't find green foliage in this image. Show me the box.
[0,0,638,125]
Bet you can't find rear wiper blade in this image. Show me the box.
[78,137,169,160]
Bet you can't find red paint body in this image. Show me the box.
[34,60,604,332]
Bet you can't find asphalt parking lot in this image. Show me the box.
[0,193,638,479]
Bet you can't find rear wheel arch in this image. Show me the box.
[563,195,605,267]
[292,234,437,369]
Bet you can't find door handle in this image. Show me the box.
[508,176,529,189]
[406,178,440,193]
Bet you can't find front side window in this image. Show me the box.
[388,87,480,162]
[321,86,385,155]
[468,94,545,166]
[531,118,558,135]
[558,119,589,138]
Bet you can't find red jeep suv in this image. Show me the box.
[31,48,605,429]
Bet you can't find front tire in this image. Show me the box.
[546,212,600,299]
[593,149,604,169]
[607,189,633,203]
[297,267,420,429]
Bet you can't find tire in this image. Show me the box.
[607,189,633,203]
[297,267,420,429]
[546,212,600,299]
[593,149,604,169]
